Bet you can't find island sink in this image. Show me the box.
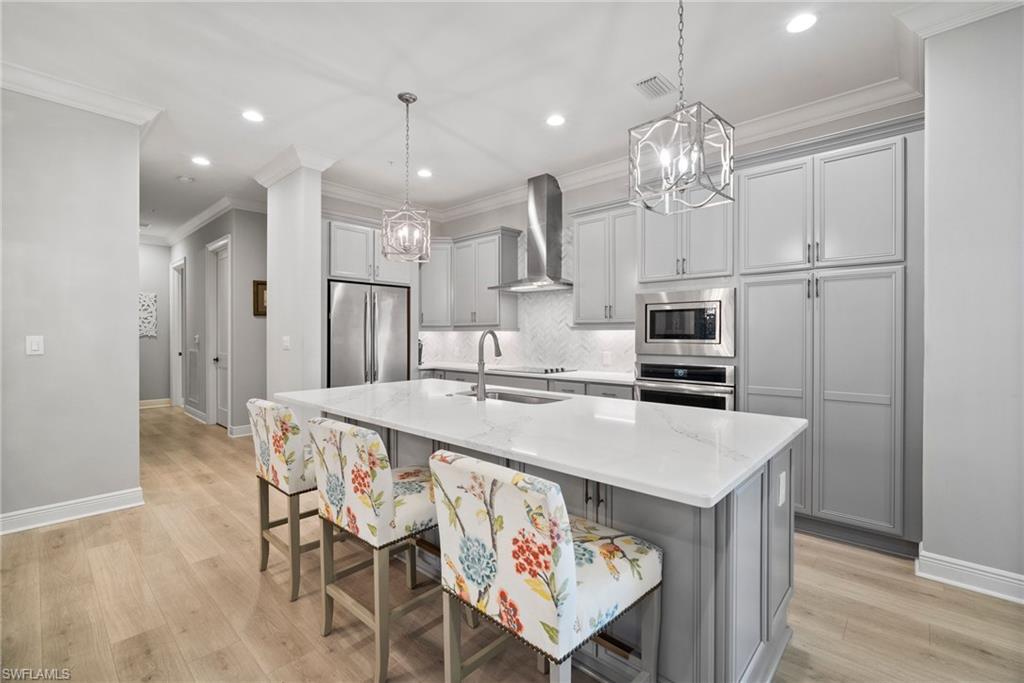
[453,387,570,405]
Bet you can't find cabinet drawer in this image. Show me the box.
[586,383,634,400]
[444,371,476,383]
[548,380,586,395]
[486,375,547,391]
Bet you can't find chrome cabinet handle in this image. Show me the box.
[681,257,686,275]
[375,264,380,277]
[584,480,592,506]
[815,241,820,261]
[676,258,681,275]
[608,304,613,319]
[807,278,811,299]
[815,277,820,298]
[807,243,811,263]
[367,264,372,276]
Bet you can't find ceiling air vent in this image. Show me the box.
[634,73,675,100]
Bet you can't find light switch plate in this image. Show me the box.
[25,335,44,355]
[282,336,291,350]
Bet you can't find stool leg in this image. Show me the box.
[549,659,572,683]
[442,592,463,683]
[639,586,662,682]
[463,606,480,630]
[288,494,301,601]
[536,653,550,674]
[372,546,391,683]
[320,517,335,636]
[257,478,270,572]
[405,541,417,590]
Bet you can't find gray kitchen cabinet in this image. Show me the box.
[814,136,905,267]
[443,370,475,383]
[737,158,813,274]
[328,220,413,285]
[547,380,585,395]
[813,265,904,534]
[639,191,732,283]
[638,210,679,282]
[372,230,413,285]
[486,375,547,391]
[452,241,476,325]
[419,238,452,327]
[573,206,637,324]
[586,383,634,400]
[740,273,812,513]
[451,228,519,328]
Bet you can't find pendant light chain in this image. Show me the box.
[677,0,685,108]
[404,100,411,206]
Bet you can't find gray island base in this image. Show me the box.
[276,379,807,683]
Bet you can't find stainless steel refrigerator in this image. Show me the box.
[327,280,409,387]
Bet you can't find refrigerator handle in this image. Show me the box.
[372,292,380,382]
[363,292,370,383]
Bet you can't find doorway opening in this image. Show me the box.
[205,236,231,428]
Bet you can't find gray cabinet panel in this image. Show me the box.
[574,214,611,323]
[738,158,813,274]
[586,383,633,400]
[452,241,476,325]
[813,266,904,534]
[419,240,452,327]
[485,374,547,391]
[639,210,680,282]
[685,198,732,278]
[547,380,585,395]
[608,209,638,322]
[767,449,793,633]
[474,235,501,326]
[730,469,766,680]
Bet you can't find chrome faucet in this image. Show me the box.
[476,329,503,401]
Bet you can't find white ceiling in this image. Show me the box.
[2,2,923,239]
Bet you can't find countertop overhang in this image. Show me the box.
[275,379,808,508]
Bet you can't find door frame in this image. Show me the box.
[205,235,231,427]
[169,256,187,407]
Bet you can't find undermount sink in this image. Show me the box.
[453,388,570,405]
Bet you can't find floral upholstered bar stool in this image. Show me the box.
[307,417,442,683]
[247,398,320,601]
[429,451,663,683]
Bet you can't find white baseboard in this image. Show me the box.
[916,550,1024,604]
[139,398,171,409]
[228,424,251,438]
[0,487,145,535]
[183,404,208,423]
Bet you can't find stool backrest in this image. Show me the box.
[428,451,576,657]
[246,399,315,493]
[307,417,399,547]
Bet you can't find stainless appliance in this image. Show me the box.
[328,280,409,387]
[635,287,735,357]
[634,362,735,410]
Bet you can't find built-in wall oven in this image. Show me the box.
[633,362,735,410]
[635,288,735,357]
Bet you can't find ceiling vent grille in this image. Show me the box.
[634,73,675,100]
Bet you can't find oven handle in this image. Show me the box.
[633,380,735,396]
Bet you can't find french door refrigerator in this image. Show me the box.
[327,280,409,387]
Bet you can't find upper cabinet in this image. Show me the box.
[737,158,814,274]
[573,205,637,324]
[328,220,413,286]
[451,227,519,329]
[638,191,733,283]
[419,238,452,327]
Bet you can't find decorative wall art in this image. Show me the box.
[252,280,267,316]
[138,292,157,337]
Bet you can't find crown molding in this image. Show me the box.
[138,232,169,247]
[896,1,1022,39]
[164,195,264,246]
[254,145,336,187]
[322,180,405,212]
[1,62,161,126]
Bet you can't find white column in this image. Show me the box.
[256,146,335,398]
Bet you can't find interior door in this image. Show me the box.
[372,285,409,383]
[329,281,371,387]
[574,214,609,323]
[170,262,185,407]
[215,248,229,427]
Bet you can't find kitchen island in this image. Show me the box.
[276,379,807,683]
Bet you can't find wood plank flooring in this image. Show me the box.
[1,407,1021,682]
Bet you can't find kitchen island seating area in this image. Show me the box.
[429,450,663,683]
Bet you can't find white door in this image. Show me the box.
[373,230,414,285]
[330,222,374,280]
[420,241,452,326]
[170,261,185,407]
[574,215,610,323]
[215,249,230,427]
[452,241,476,325]
[473,235,500,326]
[639,210,681,282]
[738,158,813,274]
[608,209,637,323]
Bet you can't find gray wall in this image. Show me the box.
[139,243,171,401]
[169,208,268,428]
[922,10,1024,574]
[1,91,140,513]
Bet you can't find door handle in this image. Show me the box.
[372,292,380,382]
[363,292,370,382]
[212,357,219,363]
[178,352,183,357]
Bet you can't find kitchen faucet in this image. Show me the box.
[476,329,502,401]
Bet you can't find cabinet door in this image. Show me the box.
[586,383,633,400]
[639,210,681,282]
[684,198,732,278]
[452,241,476,325]
[373,231,413,285]
[738,158,813,274]
[574,215,610,323]
[608,209,637,323]
[420,241,452,327]
[814,137,905,267]
[548,380,585,395]
[473,235,501,326]
[329,222,374,280]
[740,273,812,513]
[813,266,903,534]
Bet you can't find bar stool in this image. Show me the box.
[246,398,320,601]
[307,417,441,683]
[428,451,663,683]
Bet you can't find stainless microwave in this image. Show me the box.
[635,288,736,357]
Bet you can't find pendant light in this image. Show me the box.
[382,92,431,262]
[628,0,734,214]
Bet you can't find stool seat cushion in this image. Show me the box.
[391,466,437,540]
[247,399,316,494]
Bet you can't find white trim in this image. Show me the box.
[916,551,1024,605]
[0,487,144,535]
[205,236,232,428]
[139,398,171,409]
[896,1,1023,39]
[183,404,207,423]
[228,424,252,438]
[254,145,335,188]
[322,180,409,212]
[0,62,161,126]
[139,232,169,246]
[165,196,266,247]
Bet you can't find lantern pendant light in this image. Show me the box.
[628,0,734,214]
[382,92,431,262]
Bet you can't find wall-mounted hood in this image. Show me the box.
[490,173,572,292]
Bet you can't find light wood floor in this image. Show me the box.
[1,407,1021,682]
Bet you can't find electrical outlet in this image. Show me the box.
[25,335,44,355]
[778,471,787,507]
[282,336,291,351]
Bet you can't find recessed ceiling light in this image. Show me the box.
[546,113,566,127]
[191,156,211,166]
[417,168,433,178]
[786,13,817,33]
[242,109,264,123]
[177,175,194,183]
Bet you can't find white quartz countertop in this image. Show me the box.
[275,379,807,508]
[418,362,635,386]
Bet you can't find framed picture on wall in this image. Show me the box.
[252,280,267,316]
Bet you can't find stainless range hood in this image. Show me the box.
[490,173,572,292]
